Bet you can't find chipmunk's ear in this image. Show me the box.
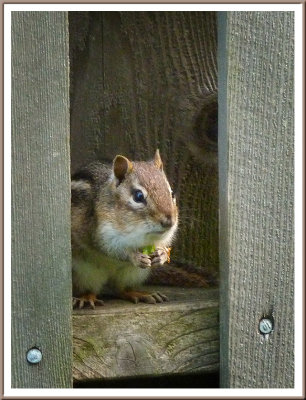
[153,149,163,170]
[113,155,133,184]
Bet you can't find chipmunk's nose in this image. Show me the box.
[160,214,174,229]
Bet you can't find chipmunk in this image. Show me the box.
[71,150,178,308]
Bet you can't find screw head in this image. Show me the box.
[259,318,273,335]
[26,348,42,364]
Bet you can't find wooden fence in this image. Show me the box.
[10,10,294,389]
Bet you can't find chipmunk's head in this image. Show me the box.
[100,149,178,250]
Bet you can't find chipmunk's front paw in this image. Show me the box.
[150,247,169,267]
[130,251,152,269]
[72,294,104,309]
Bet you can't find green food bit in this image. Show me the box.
[142,245,156,255]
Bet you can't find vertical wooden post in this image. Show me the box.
[218,12,294,388]
[11,12,72,387]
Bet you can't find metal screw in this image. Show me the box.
[259,318,273,335]
[26,348,42,364]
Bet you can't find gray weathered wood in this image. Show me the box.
[218,12,294,388]
[73,287,219,381]
[69,11,219,277]
[11,12,72,388]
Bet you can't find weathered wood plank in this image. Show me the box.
[73,287,219,382]
[69,11,219,277]
[11,12,72,388]
[218,12,294,388]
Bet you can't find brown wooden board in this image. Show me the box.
[11,12,72,388]
[73,287,219,382]
[218,12,294,388]
[69,11,219,277]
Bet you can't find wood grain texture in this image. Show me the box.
[73,287,219,381]
[218,12,294,388]
[11,12,72,388]
[69,11,218,277]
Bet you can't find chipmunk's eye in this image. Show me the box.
[133,189,145,203]
[171,190,176,200]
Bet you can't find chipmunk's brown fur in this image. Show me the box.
[71,150,178,308]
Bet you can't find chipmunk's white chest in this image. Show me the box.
[97,222,151,256]
[97,221,175,257]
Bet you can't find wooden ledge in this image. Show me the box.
[73,286,219,383]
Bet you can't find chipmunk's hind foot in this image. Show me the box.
[73,294,104,309]
[120,290,168,304]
